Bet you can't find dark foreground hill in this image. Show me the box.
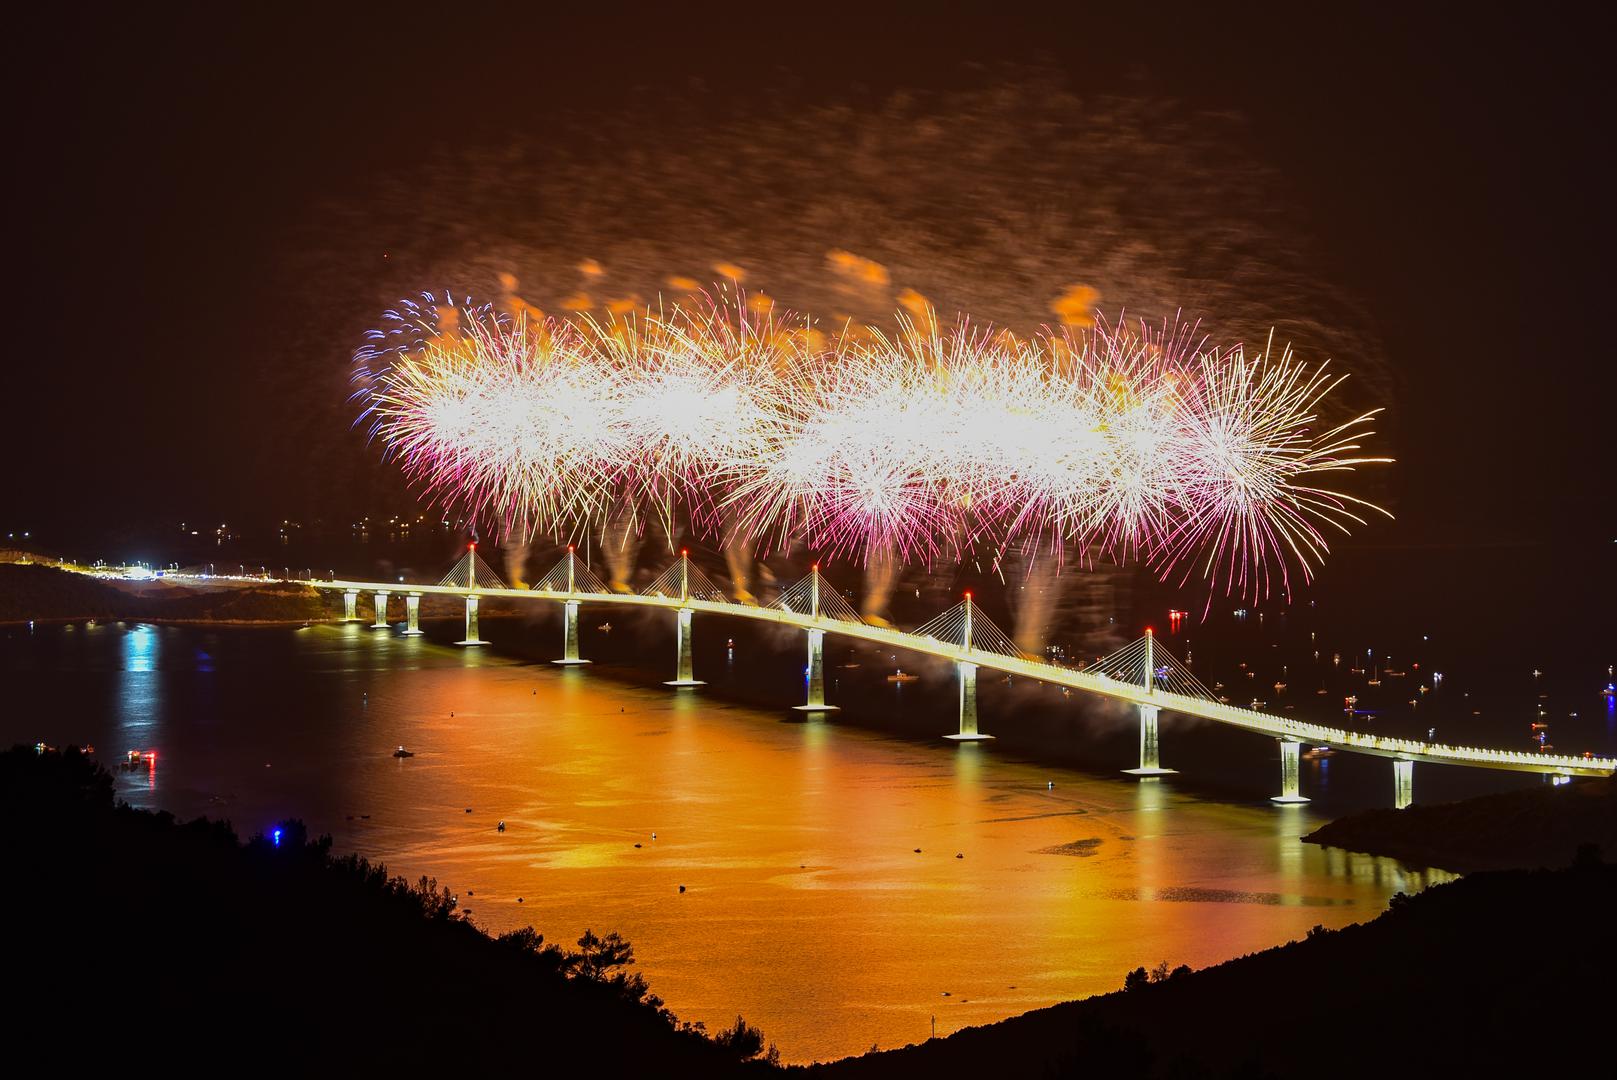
[1302,774,1617,873]
[1,747,773,1074]
[7,746,1613,1077]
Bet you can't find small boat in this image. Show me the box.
[887,669,920,684]
[392,745,415,758]
[598,622,613,632]
[1302,745,1335,760]
[840,662,861,669]
[1274,681,1287,692]
[118,749,155,771]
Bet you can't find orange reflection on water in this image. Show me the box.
[329,641,1450,1064]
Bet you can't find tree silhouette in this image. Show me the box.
[713,1015,779,1064]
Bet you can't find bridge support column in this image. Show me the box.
[342,589,359,622]
[553,599,589,665]
[403,593,423,636]
[1271,739,1309,804]
[1123,703,1177,776]
[665,607,704,687]
[945,661,993,740]
[1393,758,1414,809]
[370,591,391,629]
[792,628,838,712]
[456,594,488,646]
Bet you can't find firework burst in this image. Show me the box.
[358,291,1390,602]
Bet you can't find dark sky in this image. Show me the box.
[5,5,1613,551]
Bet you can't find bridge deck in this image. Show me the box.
[313,579,1615,779]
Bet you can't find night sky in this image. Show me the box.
[6,6,1613,555]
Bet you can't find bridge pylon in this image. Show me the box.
[1393,758,1414,809]
[660,551,706,687]
[403,593,423,636]
[342,589,360,622]
[939,593,994,741]
[456,594,489,646]
[545,548,594,666]
[1271,738,1309,804]
[1123,704,1177,777]
[441,543,501,647]
[664,606,704,687]
[784,565,849,713]
[1123,632,1176,776]
[370,590,391,630]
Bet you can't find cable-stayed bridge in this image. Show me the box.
[311,546,1615,807]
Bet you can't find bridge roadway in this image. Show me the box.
[308,574,1616,786]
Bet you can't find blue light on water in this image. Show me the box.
[124,623,158,672]
[272,828,283,848]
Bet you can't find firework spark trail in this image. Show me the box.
[359,291,1390,603]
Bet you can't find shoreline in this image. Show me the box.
[2,614,328,627]
[1302,776,1616,874]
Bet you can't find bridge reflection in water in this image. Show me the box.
[310,546,1616,808]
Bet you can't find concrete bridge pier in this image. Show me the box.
[1123,703,1177,776]
[1394,758,1414,809]
[553,599,589,665]
[665,607,704,687]
[945,661,993,740]
[403,593,423,636]
[792,627,838,712]
[1271,738,1309,803]
[342,589,360,622]
[456,594,488,646]
[370,591,391,629]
